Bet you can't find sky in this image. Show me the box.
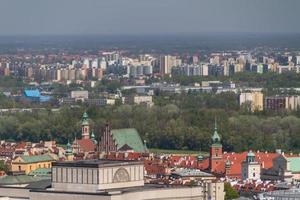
[0,0,299,35]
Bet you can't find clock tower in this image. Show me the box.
[81,112,90,139]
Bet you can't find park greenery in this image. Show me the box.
[224,183,239,200]
[0,91,300,153]
[1,73,300,153]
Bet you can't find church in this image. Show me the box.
[199,120,279,181]
[72,112,148,156]
[98,123,148,154]
[72,112,97,154]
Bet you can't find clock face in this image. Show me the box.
[113,168,130,183]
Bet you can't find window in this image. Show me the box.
[18,166,21,171]
[253,173,255,177]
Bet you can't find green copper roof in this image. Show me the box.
[247,150,255,157]
[197,155,204,161]
[212,128,221,144]
[91,131,98,144]
[28,168,51,177]
[66,141,73,155]
[246,150,256,162]
[287,157,300,172]
[0,175,48,185]
[82,112,89,125]
[83,112,88,118]
[212,119,221,144]
[111,128,147,153]
[17,154,55,163]
[91,131,95,139]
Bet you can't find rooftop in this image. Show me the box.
[28,168,51,177]
[0,175,49,185]
[14,154,55,164]
[53,159,143,168]
[172,168,213,177]
[112,128,148,153]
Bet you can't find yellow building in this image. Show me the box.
[252,91,264,111]
[240,91,264,111]
[11,154,56,174]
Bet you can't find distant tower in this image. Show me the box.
[91,130,97,145]
[225,159,231,176]
[209,119,223,173]
[81,112,90,139]
[65,140,74,161]
[242,150,261,181]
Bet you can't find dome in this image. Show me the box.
[197,155,204,161]
[83,112,88,118]
[246,150,256,162]
[82,112,89,125]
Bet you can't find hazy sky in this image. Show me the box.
[0,0,299,35]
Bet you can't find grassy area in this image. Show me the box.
[149,148,208,156]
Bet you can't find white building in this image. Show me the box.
[91,59,98,68]
[297,56,300,65]
[241,151,261,181]
[70,90,89,101]
[0,160,225,200]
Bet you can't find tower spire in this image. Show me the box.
[209,118,223,172]
[214,116,217,130]
[81,112,90,139]
[212,117,221,144]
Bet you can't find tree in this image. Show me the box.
[224,182,239,200]
[0,160,9,173]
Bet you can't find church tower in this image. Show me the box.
[65,140,74,161]
[209,119,223,173]
[242,150,261,181]
[81,112,90,139]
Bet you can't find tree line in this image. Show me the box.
[1,92,300,153]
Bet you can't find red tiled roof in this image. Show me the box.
[198,151,280,179]
[76,139,95,153]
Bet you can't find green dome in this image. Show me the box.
[197,155,204,161]
[83,112,88,118]
[82,112,89,125]
[91,131,97,144]
[247,150,255,157]
[246,150,256,162]
[211,118,221,144]
[66,140,73,155]
[91,131,95,139]
[212,128,221,143]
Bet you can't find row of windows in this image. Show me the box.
[52,167,99,185]
[18,163,51,171]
